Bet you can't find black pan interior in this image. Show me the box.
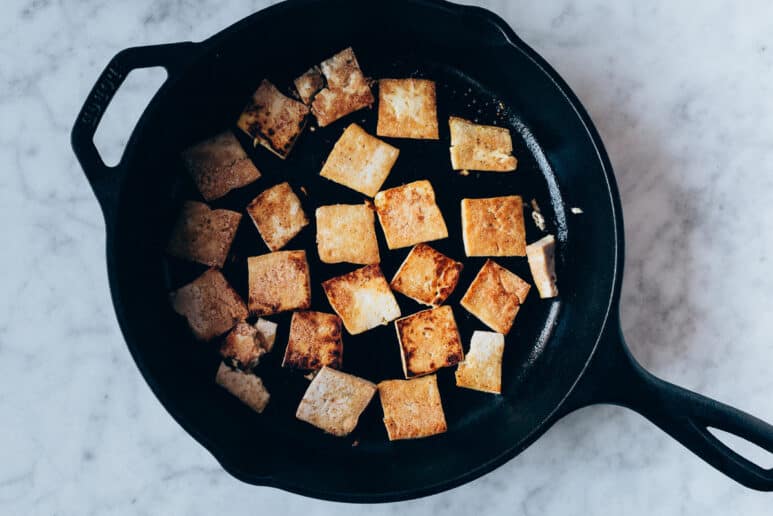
[107,0,620,500]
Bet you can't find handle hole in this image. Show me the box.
[93,67,168,167]
[708,427,773,469]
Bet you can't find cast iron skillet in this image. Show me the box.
[71,0,773,502]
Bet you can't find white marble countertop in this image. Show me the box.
[3,0,773,514]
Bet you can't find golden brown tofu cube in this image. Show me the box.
[526,234,559,298]
[321,264,401,335]
[455,331,505,394]
[215,363,270,413]
[461,195,526,257]
[170,269,248,341]
[315,204,380,265]
[390,244,462,307]
[373,180,448,250]
[247,250,311,316]
[237,79,309,159]
[295,366,376,436]
[449,116,517,171]
[310,47,374,127]
[220,321,270,370]
[460,260,530,335]
[294,66,324,104]
[395,306,464,378]
[246,182,309,251]
[378,375,447,440]
[181,131,261,201]
[283,311,343,371]
[319,123,399,197]
[166,201,242,268]
[377,78,439,139]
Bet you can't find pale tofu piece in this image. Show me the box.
[377,78,439,139]
[526,234,559,298]
[315,204,380,265]
[373,180,448,249]
[246,182,309,251]
[448,116,517,171]
[378,375,447,440]
[166,201,242,268]
[254,318,278,352]
[294,66,324,104]
[283,311,343,371]
[310,47,374,127]
[321,264,401,335]
[237,79,309,159]
[170,269,248,341]
[319,124,399,197]
[461,195,526,257]
[395,305,464,378]
[455,331,505,394]
[460,260,530,335]
[181,131,261,201]
[220,321,270,370]
[247,250,311,316]
[215,363,270,413]
[390,244,462,307]
[295,366,376,436]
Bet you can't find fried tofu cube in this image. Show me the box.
[319,124,399,197]
[170,269,248,341]
[254,317,278,352]
[246,182,309,251]
[455,331,505,394]
[295,366,376,436]
[321,264,401,335]
[390,244,462,307]
[294,66,324,104]
[378,375,447,440]
[220,321,270,370]
[247,250,311,316]
[377,78,439,139]
[373,180,448,249]
[526,234,559,298]
[166,201,242,268]
[461,195,526,257]
[181,131,261,201]
[449,116,517,171]
[237,79,309,159]
[315,204,380,265]
[460,260,530,335]
[395,306,464,378]
[310,47,374,127]
[215,362,270,413]
[283,311,343,371]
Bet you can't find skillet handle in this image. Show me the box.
[71,42,197,222]
[560,319,773,491]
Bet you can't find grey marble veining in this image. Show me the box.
[2,0,773,514]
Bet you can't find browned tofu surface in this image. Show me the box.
[166,201,242,268]
[220,321,267,370]
[461,195,526,257]
[310,47,374,127]
[449,116,517,171]
[215,363,270,413]
[526,234,559,298]
[390,244,462,306]
[395,306,464,378]
[373,180,448,249]
[455,331,505,394]
[378,375,447,440]
[377,78,439,139]
[460,260,530,334]
[170,269,248,341]
[237,79,309,159]
[181,131,261,201]
[246,182,309,251]
[315,203,380,265]
[294,66,324,104]
[247,250,311,316]
[283,311,343,370]
[295,366,376,436]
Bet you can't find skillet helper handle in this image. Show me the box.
[71,42,197,221]
[563,321,773,491]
